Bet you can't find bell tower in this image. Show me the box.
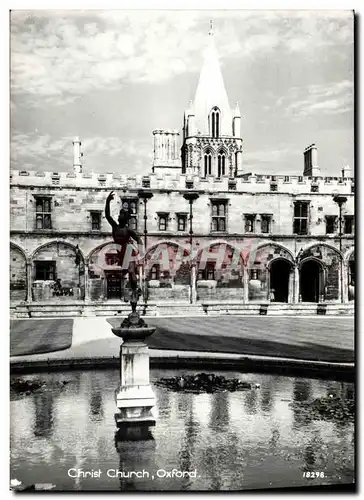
[181,22,243,178]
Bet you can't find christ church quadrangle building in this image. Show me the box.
[10,28,355,318]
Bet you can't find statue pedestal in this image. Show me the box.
[112,322,156,429]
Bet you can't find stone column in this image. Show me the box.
[84,263,90,302]
[243,265,249,303]
[338,261,343,303]
[288,266,294,303]
[342,262,349,303]
[191,264,197,304]
[26,260,33,303]
[293,264,299,303]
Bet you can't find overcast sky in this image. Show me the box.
[10,10,354,177]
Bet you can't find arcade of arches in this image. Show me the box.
[10,241,355,304]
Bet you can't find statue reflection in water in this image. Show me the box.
[114,428,156,491]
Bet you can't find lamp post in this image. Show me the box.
[183,192,200,304]
[333,194,347,303]
[138,190,154,304]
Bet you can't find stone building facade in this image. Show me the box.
[10,30,355,314]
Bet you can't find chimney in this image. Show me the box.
[232,102,241,137]
[73,137,82,174]
[303,144,320,177]
[341,165,351,178]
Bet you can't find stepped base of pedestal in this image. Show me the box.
[114,413,156,428]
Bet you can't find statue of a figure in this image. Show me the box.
[105,191,143,313]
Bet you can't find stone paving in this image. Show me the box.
[10,316,354,363]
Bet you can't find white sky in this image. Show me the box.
[10,9,354,177]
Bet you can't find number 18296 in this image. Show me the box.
[303,471,325,478]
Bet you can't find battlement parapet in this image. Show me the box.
[10,169,354,195]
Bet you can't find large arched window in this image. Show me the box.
[217,151,226,177]
[210,107,220,138]
[204,150,212,177]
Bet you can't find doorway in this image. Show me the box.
[105,271,122,299]
[300,260,323,302]
[269,259,291,302]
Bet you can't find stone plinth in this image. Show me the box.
[112,323,156,429]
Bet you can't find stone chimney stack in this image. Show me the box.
[153,129,180,170]
[303,144,320,177]
[73,137,82,174]
[341,165,351,178]
[232,102,241,137]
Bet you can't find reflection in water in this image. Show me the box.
[292,379,313,429]
[293,379,312,402]
[33,391,54,438]
[260,384,274,413]
[209,391,230,431]
[156,388,171,419]
[10,370,355,491]
[244,387,258,415]
[178,394,200,490]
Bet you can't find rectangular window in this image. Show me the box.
[270,183,278,192]
[284,176,290,183]
[293,201,309,235]
[245,214,256,233]
[325,216,337,234]
[35,197,52,229]
[311,184,319,193]
[158,213,168,231]
[35,260,56,281]
[261,215,271,234]
[150,265,160,280]
[177,214,187,232]
[90,211,101,230]
[198,263,215,280]
[344,216,354,234]
[122,198,138,231]
[211,200,227,232]
[105,253,119,266]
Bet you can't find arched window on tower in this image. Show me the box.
[203,150,212,177]
[210,107,220,138]
[217,151,226,178]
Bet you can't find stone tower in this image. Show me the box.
[181,24,243,178]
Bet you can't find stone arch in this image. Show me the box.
[31,240,85,300]
[298,242,343,261]
[248,243,294,302]
[144,241,191,301]
[87,240,116,264]
[345,248,355,301]
[298,243,341,301]
[344,247,355,264]
[10,242,28,302]
[299,257,326,303]
[10,241,28,261]
[253,241,295,264]
[267,257,294,303]
[32,240,85,262]
[195,241,245,300]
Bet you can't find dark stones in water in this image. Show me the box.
[11,378,70,394]
[155,373,252,393]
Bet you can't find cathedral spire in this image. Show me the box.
[193,23,232,136]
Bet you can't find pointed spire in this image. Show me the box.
[209,19,214,37]
[193,23,232,136]
[233,102,241,118]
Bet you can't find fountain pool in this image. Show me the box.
[10,368,354,491]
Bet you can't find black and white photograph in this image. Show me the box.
[9,8,355,492]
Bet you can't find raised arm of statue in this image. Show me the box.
[105,191,117,228]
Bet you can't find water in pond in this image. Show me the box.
[10,369,355,491]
